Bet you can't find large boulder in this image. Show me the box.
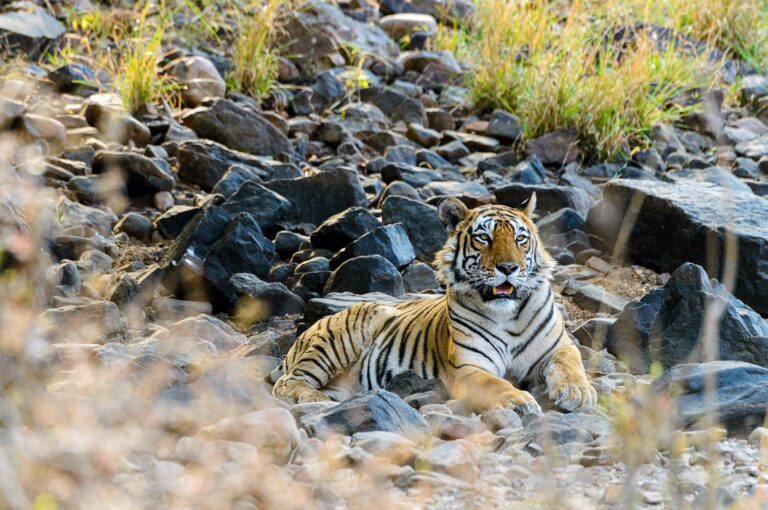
[220,181,291,232]
[324,255,405,296]
[181,99,293,157]
[587,179,768,315]
[310,207,381,251]
[606,263,768,374]
[177,139,271,190]
[381,196,446,262]
[329,224,416,270]
[92,151,174,197]
[0,8,65,59]
[277,2,398,76]
[652,361,768,433]
[495,183,592,216]
[169,56,226,107]
[360,87,427,126]
[202,213,276,303]
[265,169,368,226]
[301,389,431,442]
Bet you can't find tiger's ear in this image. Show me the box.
[521,192,537,217]
[438,197,468,232]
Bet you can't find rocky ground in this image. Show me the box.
[2,1,768,508]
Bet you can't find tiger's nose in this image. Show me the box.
[496,263,519,275]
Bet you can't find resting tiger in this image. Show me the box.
[273,195,596,414]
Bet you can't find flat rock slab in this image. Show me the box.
[587,179,768,315]
[301,390,431,442]
[652,361,768,433]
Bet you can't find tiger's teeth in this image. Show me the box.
[493,285,513,296]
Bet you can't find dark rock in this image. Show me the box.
[275,231,309,260]
[407,123,440,147]
[385,145,418,165]
[221,181,291,231]
[162,202,230,265]
[48,64,99,96]
[360,87,427,125]
[606,263,768,374]
[587,179,768,315]
[386,370,448,399]
[181,99,293,157]
[154,205,200,239]
[401,262,440,293]
[545,229,591,254]
[324,255,405,296]
[294,257,330,274]
[107,264,164,306]
[266,169,368,226]
[485,110,522,143]
[537,208,586,237]
[381,196,446,261]
[496,183,592,216]
[477,151,519,175]
[82,94,150,145]
[505,157,547,184]
[212,165,264,198]
[434,140,470,162]
[582,163,621,179]
[310,71,346,112]
[302,389,431,441]
[202,213,276,303]
[277,2,398,77]
[310,207,381,251]
[0,8,65,59]
[291,271,331,301]
[92,150,174,197]
[381,163,443,188]
[177,139,271,190]
[269,263,296,284]
[379,181,421,205]
[416,149,452,169]
[652,361,768,433]
[114,213,153,241]
[330,224,416,270]
[229,273,305,320]
[525,129,580,166]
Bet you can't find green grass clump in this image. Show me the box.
[455,0,719,160]
[229,0,284,99]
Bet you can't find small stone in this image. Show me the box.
[114,212,153,241]
[406,123,440,147]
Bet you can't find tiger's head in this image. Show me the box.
[435,195,554,311]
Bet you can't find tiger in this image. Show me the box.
[273,194,597,414]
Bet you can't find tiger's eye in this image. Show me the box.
[516,235,528,243]
[476,234,491,243]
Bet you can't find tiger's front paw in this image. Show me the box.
[546,371,597,411]
[494,389,543,416]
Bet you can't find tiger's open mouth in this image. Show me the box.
[483,282,516,300]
